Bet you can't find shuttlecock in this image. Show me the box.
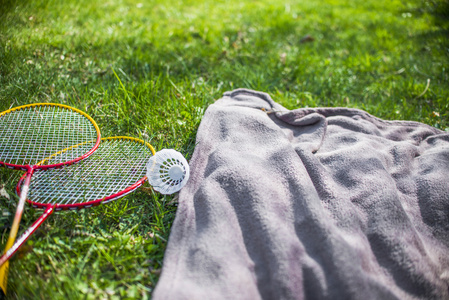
[146,149,190,194]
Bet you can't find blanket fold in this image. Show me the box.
[153,88,449,300]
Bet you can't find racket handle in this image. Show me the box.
[0,262,8,299]
[0,170,33,295]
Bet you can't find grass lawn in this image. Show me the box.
[0,0,448,298]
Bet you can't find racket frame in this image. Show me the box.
[16,136,156,210]
[0,103,101,171]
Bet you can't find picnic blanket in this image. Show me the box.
[153,88,449,300]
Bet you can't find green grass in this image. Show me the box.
[0,0,448,298]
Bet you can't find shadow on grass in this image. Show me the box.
[0,0,37,24]
[2,0,448,118]
[0,0,16,20]
[405,0,449,53]
[428,0,449,51]
[429,0,449,23]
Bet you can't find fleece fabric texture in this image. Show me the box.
[153,89,449,300]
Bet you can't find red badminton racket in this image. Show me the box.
[0,136,155,269]
[0,103,101,295]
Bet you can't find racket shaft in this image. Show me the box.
[4,171,33,251]
[7,174,31,246]
[0,206,54,267]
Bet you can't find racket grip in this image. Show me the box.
[0,261,8,297]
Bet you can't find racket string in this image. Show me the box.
[0,106,98,166]
[28,139,152,205]
[0,112,17,159]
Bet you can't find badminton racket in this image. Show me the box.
[0,103,101,295]
[0,136,156,268]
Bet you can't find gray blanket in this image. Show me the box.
[153,89,449,300]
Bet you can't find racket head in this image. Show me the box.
[16,136,156,211]
[0,103,101,171]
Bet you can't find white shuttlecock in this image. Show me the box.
[146,149,190,195]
